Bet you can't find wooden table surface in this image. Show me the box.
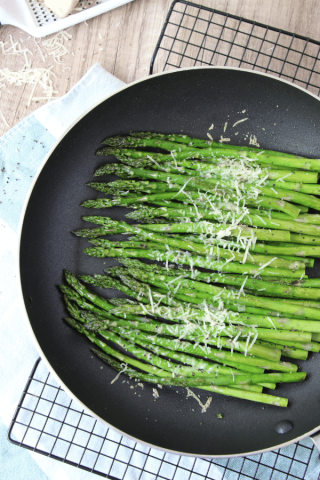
[1,0,320,137]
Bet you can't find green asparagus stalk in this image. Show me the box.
[59,285,119,320]
[101,135,320,172]
[260,277,320,288]
[82,218,302,270]
[83,316,276,380]
[125,205,320,236]
[99,327,265,374]
[127,133,315,163]
[93,349,289,406]
[65,317,196,378]
[82,189,299,219]
[151,269,320,301]
[91,325,260,379]
[84,314,281,362]
[82,270,307,321]
[75,214,291,242]
[74,217,285,242]
[122,269,320,321]
[93,164,302,217]
[112,151,318,187]
[112,326,298,373]
[256,340,308,360]
[290,234,320,245]
[99,342,303,386]
[73,274,277,345]
[153,231,318,259]
[86,180,177,196]
[117,154,320,194]
[85,247,305,278]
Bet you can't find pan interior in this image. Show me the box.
[20,68,320,457]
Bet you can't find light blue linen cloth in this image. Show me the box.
[0,63,125,480]
[1,63,320,480]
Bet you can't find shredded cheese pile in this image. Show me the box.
[0,30,72,126]
[0,35,58,107]
[42,31,72,64]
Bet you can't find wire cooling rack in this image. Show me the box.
[150,0,320,97]
[8,359,320,480]
[8,2,320,479]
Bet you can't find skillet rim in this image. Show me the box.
[17,66,320,458]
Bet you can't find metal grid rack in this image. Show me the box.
[8,1,320,478]
[150,0,320,97]
[8,359,320,480]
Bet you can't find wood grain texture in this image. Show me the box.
[0,0,319,136]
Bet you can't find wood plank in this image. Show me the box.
[0,0,319,136]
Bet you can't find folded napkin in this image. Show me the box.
[1,63,320,480]
[0,64,126,480]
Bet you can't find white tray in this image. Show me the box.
[0,0,134,37]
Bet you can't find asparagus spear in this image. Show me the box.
[100,327,265,374]
[112,150,318,185]
[121,269,320,321]
[70,272,279,346]
[126,133,315,163]
[84,314,281,362]
[115,154,320,193]
[101,135,320,171]
[81,216,295,244]
[93,164,303,217]
[260,277,320,288]
[74,216,283,241]
[82,218,302,270]
[167,232,319,259]
[85,247,305,278]
[78,270,320,352]
[65,317,197,378]
[92,349,289,407]
[134,262,320,300]
[82,270,307,320]
[66,325,260,393]
[290,234,320,245]
[86,323,259,378]
[83,314,278,380]
[82,188,299,218]
[128,205,320,240]
[124,205,320,236]
[256,340,308,360]
[111,326,297,372]
[103,260,318,303]
[98,344,303,386]
[86,180,178,196]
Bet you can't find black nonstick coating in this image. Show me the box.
[20,68,320,457]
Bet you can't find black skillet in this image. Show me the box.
[19,68,320,457]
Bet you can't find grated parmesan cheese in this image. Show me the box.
[0,33,72,111]
[249,135,260,147]
[257,257,278,272]
[266,317,277,329]
[219,135,231,143]
[42,31,72,64]
[232,118,248,127]
[186,388,212,413]
[111,363,128,384]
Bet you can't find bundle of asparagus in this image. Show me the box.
[63,132,320,408]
